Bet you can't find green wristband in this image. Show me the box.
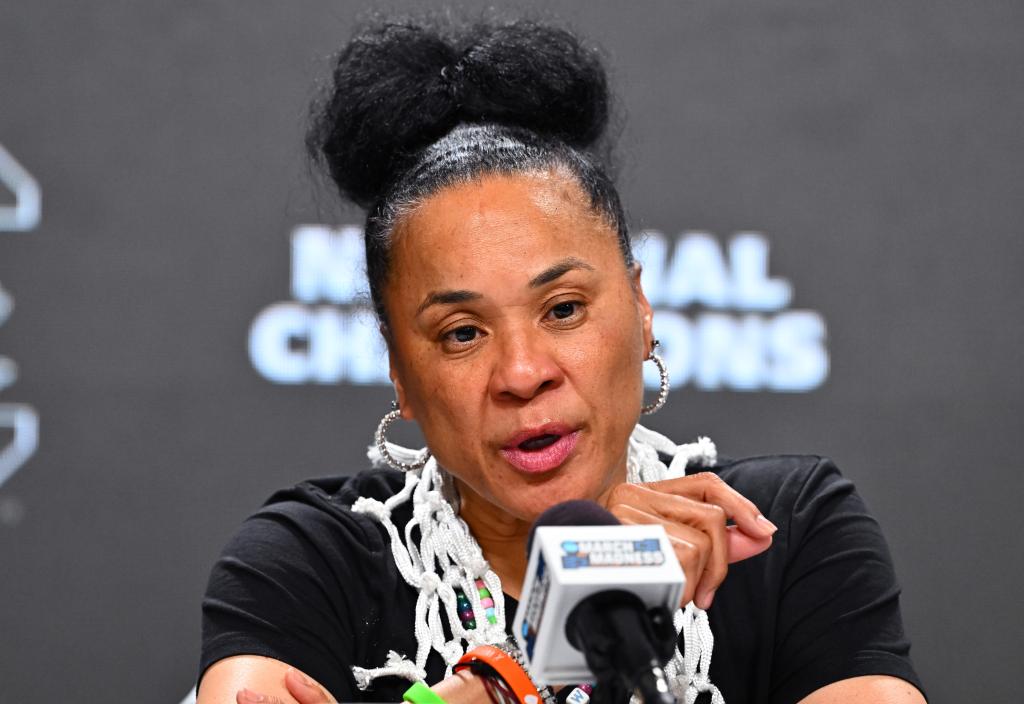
[402,680,448,704]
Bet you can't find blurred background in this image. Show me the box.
[1,2,1021,702]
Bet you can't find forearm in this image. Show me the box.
[429,669,493,704]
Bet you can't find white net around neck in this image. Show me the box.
[350,423,725,704]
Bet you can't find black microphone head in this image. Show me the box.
[527,499,620,556]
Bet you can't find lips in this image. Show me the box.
[501,423,580,474]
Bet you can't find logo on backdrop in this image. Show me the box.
[248,226,828,392]
[0,143,41,496]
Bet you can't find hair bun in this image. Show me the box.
[455,22,609,148]
[309,19,610,208]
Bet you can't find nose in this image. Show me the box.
[488,327,564,402]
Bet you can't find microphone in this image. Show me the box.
[512,500,683,704]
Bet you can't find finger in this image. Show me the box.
[612,484,731,608]
[625,479,777,562]
[619,512,707,607]
[727,525,773,563]
[284,668,336,704]
[648,473,778,539]
[237,688,287,704]
[614,504,711,608]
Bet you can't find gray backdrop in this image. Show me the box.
[1,2,1021,702]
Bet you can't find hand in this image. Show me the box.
[235,667,336,704]
[604,472,777,610]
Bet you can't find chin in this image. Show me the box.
[511,475,609,521]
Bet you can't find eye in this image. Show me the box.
[441,324,485,351]
[450,326,478,343]
[546,300,585,322]
[551,302,575,319]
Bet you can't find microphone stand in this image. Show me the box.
[564,591,678,704]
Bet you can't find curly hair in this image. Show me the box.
[307,18,630,333]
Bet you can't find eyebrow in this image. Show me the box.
[415,257,595,317]
[415,289,482,316]
[528,257,595,288]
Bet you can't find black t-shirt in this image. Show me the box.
[199,455,925,703]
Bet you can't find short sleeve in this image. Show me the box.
[770,457,925,703]
[199,490,381,701]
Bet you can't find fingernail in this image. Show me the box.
[697,588,716,610]
[238,689,266,703]
[757,514,778,534]
[287,667,314,688]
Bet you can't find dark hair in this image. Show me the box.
[307,19,632,332]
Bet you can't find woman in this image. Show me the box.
[197,19,926,704]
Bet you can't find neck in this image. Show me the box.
[455,482,532,600]
[451,454,630,602]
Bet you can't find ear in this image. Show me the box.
[630,261,655,354]
[386,339,415,421]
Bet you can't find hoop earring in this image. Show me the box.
[641,339,670,415]
[375,401,431,471]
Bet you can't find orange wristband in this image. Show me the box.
[456,644,540,704]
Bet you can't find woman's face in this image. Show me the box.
[385,169,653,524]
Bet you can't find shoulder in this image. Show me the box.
[200,467,414,698]
[205,464,413,601]
[700,455,924,701]
[218,470,409,564]
[263,465,409,512]
[701,453,849,514]
[700,454,882,565]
